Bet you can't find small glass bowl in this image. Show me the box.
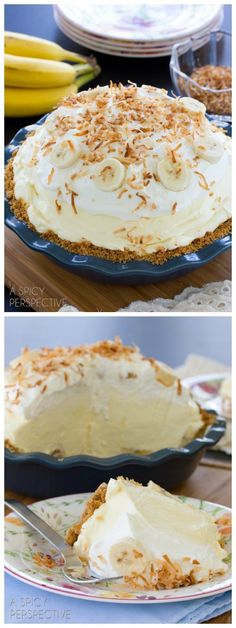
[170,30,232,124]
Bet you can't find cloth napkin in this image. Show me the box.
[4,574,231,624]
[175,354,231,379]
[176,354,231,454]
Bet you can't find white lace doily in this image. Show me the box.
[58,304,79,312]
[58,280,231,312]
[120,281,231,312]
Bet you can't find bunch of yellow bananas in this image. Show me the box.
[5,32,101,117]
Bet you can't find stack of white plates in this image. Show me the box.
[54,4,223,58]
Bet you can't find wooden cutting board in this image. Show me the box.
[5,227,231,312]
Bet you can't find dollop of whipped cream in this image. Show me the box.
[74,477,228,586]
[12,83,231,253]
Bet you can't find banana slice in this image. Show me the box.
[180,97,206,115]
[94,158,125,192]
[193,132,225,163]
[50,139,80,169]
[157,155,190,191]
[109,539,147,575]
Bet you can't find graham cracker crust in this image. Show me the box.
[65,482,107,545]
[5,157,231,265]
[65,477,141,545]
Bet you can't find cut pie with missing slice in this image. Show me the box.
[5,338,210,457]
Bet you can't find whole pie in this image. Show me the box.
[65,476,229,589]
[5,338,210,457]
[5,83,231,263]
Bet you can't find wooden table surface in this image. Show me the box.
[5,456,231,623]
[5,228,231,312]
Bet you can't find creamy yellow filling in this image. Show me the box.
[8,385,203,457]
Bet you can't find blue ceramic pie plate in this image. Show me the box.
[5,116,232,285]
[5,414,225,498]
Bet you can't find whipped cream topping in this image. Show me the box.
[12,83,231,253]
[74,477,227,585]
[5,339,204,456]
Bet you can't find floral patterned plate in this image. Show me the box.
[5,493,231,604]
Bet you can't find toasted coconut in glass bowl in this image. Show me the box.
[170,31,232,124]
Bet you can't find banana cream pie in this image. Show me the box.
[66,477,228,589]
[5,338,209,457]
[5,83,231,263]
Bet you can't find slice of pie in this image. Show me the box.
[65,476,228,589]
[5,83,231,264]
[5,338,210,457]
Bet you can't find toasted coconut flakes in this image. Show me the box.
[133,549,144,558]
[117,187,128,199]
[33,552,59,569]
[42,140,56,153]
[43,140,56,149]
[55,200,61,213]
[47,168,55,185]
[71,192,78,214]
[172,201,177,215]
[187,65,231,115]
[113,227,126,233]
[194,170,209,190]
[127,175,144,190]
[67,139,75,151]
[124,143,132,157]
[134,192,147,211]
[74,129,89,137]
[177,379,182,395]
[38,83,211,168]
[174,142,182,151]
[113,227,126,234]
[41,384,47,393]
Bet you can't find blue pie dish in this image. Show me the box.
[5,116,232,285]
[5,414,225,498]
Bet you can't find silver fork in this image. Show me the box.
[5,499,121,585]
